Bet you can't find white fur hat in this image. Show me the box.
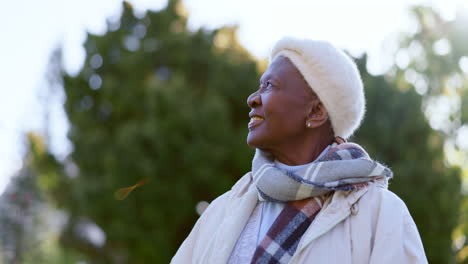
[270,37,365,139]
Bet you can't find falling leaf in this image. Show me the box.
[115,178,149,200]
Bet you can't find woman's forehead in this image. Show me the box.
[261,56,301,82]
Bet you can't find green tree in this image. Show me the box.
[0,133,82,264]
[0,166,42,264]
[36,1,259,263]
[388,7,468,263]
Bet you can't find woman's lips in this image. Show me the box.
[248,116,264,128]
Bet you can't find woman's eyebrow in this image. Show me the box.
[259,74,275,84]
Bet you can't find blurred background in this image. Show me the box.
[0,0,468,263]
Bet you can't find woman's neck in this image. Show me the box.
[268,134,334,165]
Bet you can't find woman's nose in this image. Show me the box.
[247,92,261,108]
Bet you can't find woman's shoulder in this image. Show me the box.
[348,181,428,263]
[355,180,414,226]
[200,172,254,215]
[362,180,408,210]
[230,172,254,195]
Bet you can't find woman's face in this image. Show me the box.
[247,56,315,150]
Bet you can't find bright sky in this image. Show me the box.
[0,0,467,194]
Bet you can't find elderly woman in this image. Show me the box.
[171,37,428,263]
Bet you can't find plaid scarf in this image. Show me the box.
[250,142,392,264]
[253,142,393,202]
[251,196,327,264]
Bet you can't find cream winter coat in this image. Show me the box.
[171,172,428,264]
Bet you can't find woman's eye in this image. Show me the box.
[258,81,273,91]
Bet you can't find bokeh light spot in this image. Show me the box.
[123,36,140,51]
[90,54,103,69]
[433,38,452,56]
[89,74,102,90]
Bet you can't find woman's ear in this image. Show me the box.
[305,102,329,128]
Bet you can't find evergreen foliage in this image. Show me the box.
[37,1,259,263]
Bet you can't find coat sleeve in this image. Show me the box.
[171,191,232,264]
[368,189,428,264]
[401,212,428,263]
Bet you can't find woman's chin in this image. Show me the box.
[246,133,258,148]
[246,132,265,149]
